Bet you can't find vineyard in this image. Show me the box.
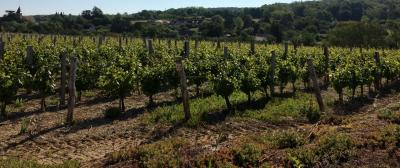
[1,33,400,167]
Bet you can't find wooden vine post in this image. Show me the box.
[26,45,34,95]
[72,38,77,48]
[0,40,4,60]
[269,51,276,96]
[52,36,57,46]
[67,56,77,125]
[224,46,229,59]
[374,51,381,91]
[250,41,255,55]
[148,39,154,55]
[195,40,200,50]
[98,36,104,49]
[183,41,190,59]
[167,40,172,49]
[323,46,330,85]
[142,38,147,49]
[307,59,325,112]
[176,44,191,121]
[118,37,122,51]
[283,42,289,59]
[26,46,34,68]
[59,53,67,108]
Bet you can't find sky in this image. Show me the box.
[0,0,299,15]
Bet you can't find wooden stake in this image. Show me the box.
[119,37,122,50]
[98,36,103,49]
[324,46,330,84]
[307,59,325,112]
[216,40,221,49]
[26,46,34,67]
[175,56,191,121]
[269,51,276,96]
[0,41,4,60]
[67,56,77,125]
[195,40,200,50]
[374,51,381,91]
[183,41,190,59]
[167,40,172,49]
[142,38,147,49]
[148,39,154,55]
[52,36,57,46]
[224,47,229,59]
[250,41,255,55]
[283,42,289,59]
[59,53,67,108]
[72,38,77,47]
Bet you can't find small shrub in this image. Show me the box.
[270,130,305,149]
[14,98,25,108]
[376,124,400,148]
[288,133,354,167]
[104,107,122,119]
[322,115,343,125]
[288,147,318,168]
[306,109,321,124]
[195,153,236,168]
[301,101,320,124]
[378,108,400,123]
[315,133,354,165]
[19,118,30,135]
[107,147,135,164]
[233,144,263,167]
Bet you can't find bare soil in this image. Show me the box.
[1,87,400,167]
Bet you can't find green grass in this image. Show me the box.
[288,133,355,167]
[0,158,80,168]
[14,98,25,108]
[146,92,247,127]
[82,90,97,98]
[47,96,59,106]
[234,93,317,123]
[377,108,400,123]
[146,91,322,127]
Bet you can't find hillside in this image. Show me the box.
[1,0,400,45]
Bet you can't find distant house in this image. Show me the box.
[130,19,170,25]
[255,35,268,42]
[130,20,148,24]
[154,20,170,24]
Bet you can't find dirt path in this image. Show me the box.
[1,88,400,167]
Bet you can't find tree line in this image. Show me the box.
[1,0,400,47]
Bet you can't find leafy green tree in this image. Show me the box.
[233,17,244,34]
[328,21,386,48]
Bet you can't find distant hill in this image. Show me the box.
[1,0,400,45]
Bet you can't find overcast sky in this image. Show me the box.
[0,0,300,15]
